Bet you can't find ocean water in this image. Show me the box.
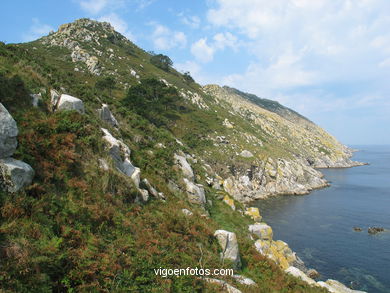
[254,145,390,293]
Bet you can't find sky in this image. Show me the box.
[1,0,390,145]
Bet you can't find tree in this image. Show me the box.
[183,71,194,83]
[122,78,181,126]
[150,54,173,72]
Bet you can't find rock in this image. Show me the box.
[130,167,141,188]
[285,266,316,286]
[353,227,362,232]
[317,279,366,293]
[223,195,235,210]
[240,150,253,158]
[368,227,384,234]
[142,178,162,199]
[307,269,320,279]
[137,188,149,202]
[232,275,256,286]
[50,89,60,110]
[174,153,194,180]
[223,118,234,128]
[181,208,193,216]
[30,93,42,107]
[98,158,109,170]
[0,103,18,159]
[57,94,85,114]
[183,178,206,205]
[98,104,118,126]
[204,278,242,293]
[214,230,241,268]
[248,223,273,240]
[0,158,34,193]
[245,207,262,222]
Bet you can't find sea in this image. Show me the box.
[254,145,390,293]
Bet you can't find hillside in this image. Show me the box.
[0,18,363,292]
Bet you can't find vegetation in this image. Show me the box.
[150,54,173,72]
[0,20,329,292]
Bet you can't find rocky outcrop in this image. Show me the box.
[0,103,18,159]
[221,157,328,203]
[101,128,150,200]
[0,158,35,193]
[317,279,366,293]
[214,230,241,268]
[285,267,367,292]
[183,178,206,205]
[249,223,273,240]
[0,103,34,193]
[98,104,118,127]
[57,94,85,114]
[174,153,194,180]
[232,275,256,286]
[245,207,262,222]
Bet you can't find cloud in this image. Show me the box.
[78,0,109,14]
[98,13,135,41]
[151,24,187,50]
[179,13,201,29]
[190,32,239,63]
[205,0,390,118]
[22,18,54,42]
[191,38,215,63]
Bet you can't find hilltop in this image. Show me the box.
[0,18,364,292]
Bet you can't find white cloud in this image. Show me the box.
[191,38,215,63]
[22,18,54,42]
[79,0,109,14]
[151,24,187,50]
[206,0,390,118]
[98,13,134,41]
[190,32,239,63]
[179,13,201,29]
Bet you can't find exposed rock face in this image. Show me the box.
[232,275,256,286]
[0,103,34,193]
[245,207,262,222]
[181,208,193,216]
[222,158,328,203]
[249,223,273,240]
[0,158,35,193]
[214,230,241,268]
[174,153,194,180]
[101,128,144,195]
[57,94,85,114]
[285,266,317,285]
[50,89,60,110]
[317,279,366,293]
[183,178,206,205]
[98,104,118,127]
[240,150,253,158]
[0,103,18,159]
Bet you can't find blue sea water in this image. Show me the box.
[255,145,390,293]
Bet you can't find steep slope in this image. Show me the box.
[0,19,364,292]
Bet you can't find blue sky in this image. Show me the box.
[1,0,390,145]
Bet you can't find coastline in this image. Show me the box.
[250,150,368,292]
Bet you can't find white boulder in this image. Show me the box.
[0,103,18,159]
[0,158,34,193]
[214,230,241,268]
[183,178,206,205]
[98,104,118,127]
[285,266,316,286]
[57,94,85,114]
[174,153,194,180]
